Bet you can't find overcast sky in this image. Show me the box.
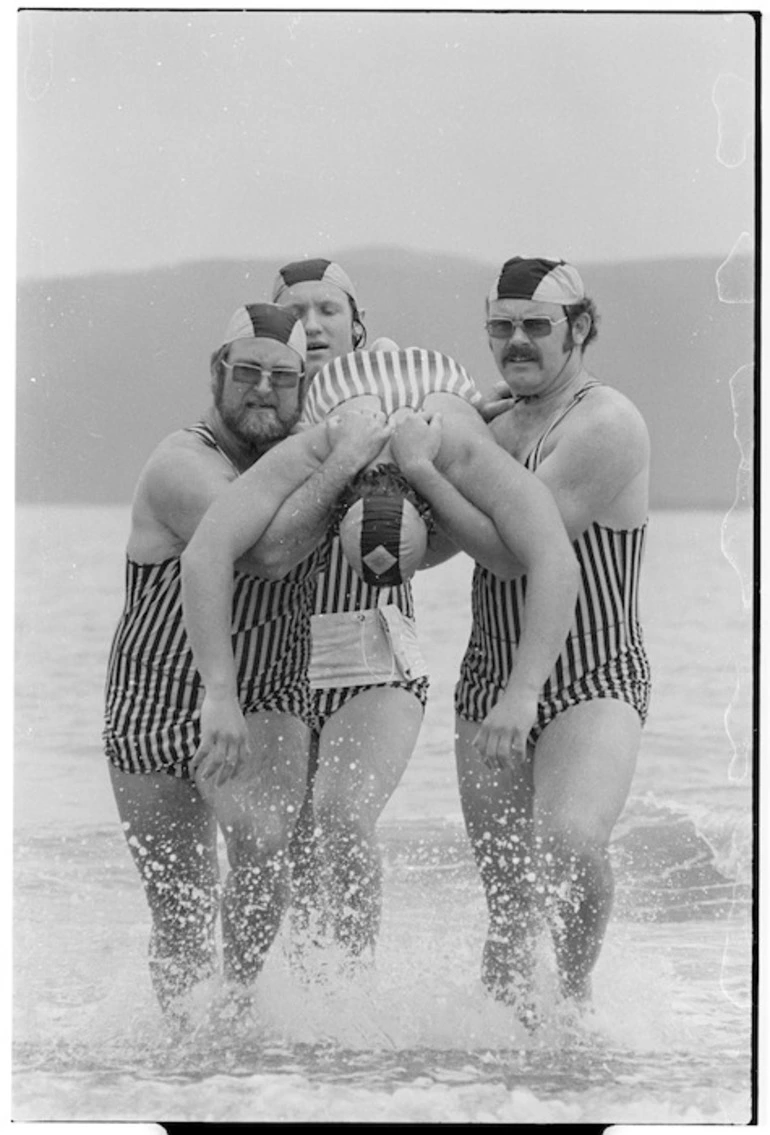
[16,8,756,279]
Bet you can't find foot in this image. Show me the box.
[559,971,593,1004]
[481,936,540,1030]
[209,981,254,1028]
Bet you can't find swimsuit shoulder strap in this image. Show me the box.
[183,421,241,477]
[527,379,602,470]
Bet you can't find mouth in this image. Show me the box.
[504,356,539,367]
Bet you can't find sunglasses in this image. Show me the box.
[485,314,568,340]
[224,361,304,389]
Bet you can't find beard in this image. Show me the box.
[216,393,301,449]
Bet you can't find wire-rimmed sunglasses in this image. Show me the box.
[223,360,305,388]
[485,314,568,340]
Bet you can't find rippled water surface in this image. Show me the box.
[14,507,754,1123]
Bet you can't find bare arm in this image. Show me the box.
[391,404,526,578]
[521,394,650,538]
[133,430,333,572]
[394,405,579,767]
[446,430,580,766]
[129,434,243,562]
[240,410,392,579]
[180,414,392,782]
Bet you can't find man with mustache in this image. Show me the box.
[449,256,652,1019]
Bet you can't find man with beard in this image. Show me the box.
[452,257,652,1018]
[103,303,390,1017]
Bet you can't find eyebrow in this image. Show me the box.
[287,297,345,313]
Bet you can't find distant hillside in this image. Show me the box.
[16,247,754,507]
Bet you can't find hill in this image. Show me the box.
[16,247,755,507]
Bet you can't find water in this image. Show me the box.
[13,505,754,1123]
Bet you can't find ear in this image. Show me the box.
[570,311,592,346]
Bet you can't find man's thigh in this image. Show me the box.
[455,714,534,838]
[314,687,423,828]
[197,711,311,839]
[532,698,642,843]
[108,763,218,881]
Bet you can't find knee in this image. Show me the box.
[222,814,291,868]
[538,824,610,882]
[315,799,372,853]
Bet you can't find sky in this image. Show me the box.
[15,6,756,280]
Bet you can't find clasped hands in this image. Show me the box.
[325,404,444,477]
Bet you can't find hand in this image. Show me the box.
[478,381,515,422]
[191,691,251,788]
[325,408,392,474]
[472,683,538,772]
[390,411,443,477]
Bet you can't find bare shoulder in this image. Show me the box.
[578,383,647,435]
[130,429,237,560]
[549,383,649,461]
[137,429,234,504]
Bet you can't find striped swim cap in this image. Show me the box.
[489,257,585,305]
[337,465,430,588]
[222,302,307,361]
[272,258,359,306]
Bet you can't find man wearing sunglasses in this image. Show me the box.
[451,256,652,1021]
[103,302,390,1019]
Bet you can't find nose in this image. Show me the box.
[508,322,530,343]
[251,370,275,395]
[302,306,323,335]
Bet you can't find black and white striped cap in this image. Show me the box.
[272,258,359,306]
[489,257,585,305]
[221,302,307,362]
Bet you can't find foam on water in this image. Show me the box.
[14,878,752,1123]
[13,507,756,1124]
[12,1070,751,1125]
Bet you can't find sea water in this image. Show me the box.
[13,506,754,1123]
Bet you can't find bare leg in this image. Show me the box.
[531,699,641,1001]
[196,710,310,986]
[108,764,220,1012]
[287,731,327,945]
[313,687,423,958]
[455,715,541,1008]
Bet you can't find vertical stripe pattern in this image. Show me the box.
[104,422,326,776]
[302,347,481,425]
[301,346,483,713]
[455,383,651,731]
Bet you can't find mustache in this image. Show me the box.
[503,346,540,364]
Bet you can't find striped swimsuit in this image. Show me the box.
[103,423,325,778]
[455,382,651,741]
[302,348,483,729]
